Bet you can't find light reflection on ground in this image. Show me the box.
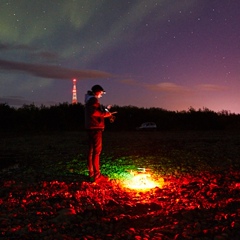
[122,172,164,191]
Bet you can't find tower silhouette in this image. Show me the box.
[72,79,77,104]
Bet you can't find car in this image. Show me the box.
[136,122,157,130]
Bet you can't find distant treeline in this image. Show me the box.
[0,103,240,132]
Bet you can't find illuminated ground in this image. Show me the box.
[1,131,240,239]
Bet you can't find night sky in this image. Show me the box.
[0,0,240,113]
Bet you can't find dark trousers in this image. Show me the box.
[87,129,103,179]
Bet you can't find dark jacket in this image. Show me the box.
[84,93,108,130]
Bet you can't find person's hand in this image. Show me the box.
[109,115,116,123]
[104,112,112,118]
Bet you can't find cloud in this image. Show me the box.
[146,82,190,93]
[120,79,227,96]
[120,79,192,94]
[0,43,60,61]
[30,51,60,61]
[120,78,140,85]
[196,84,228,91]
[0,96,57,107]
[0,96,33,106]
[0,59,114,80]
[0,43,35,51]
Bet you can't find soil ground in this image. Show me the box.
[1,130,240,239]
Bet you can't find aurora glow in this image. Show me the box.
[0,0,240,113]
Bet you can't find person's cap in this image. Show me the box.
[91,85,106,93]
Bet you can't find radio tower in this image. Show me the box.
[72,78,77,104]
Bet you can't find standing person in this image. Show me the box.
[84,84,112,183]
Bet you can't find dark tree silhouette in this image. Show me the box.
[0,103,239,133]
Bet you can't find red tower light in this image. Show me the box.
[72,79,77,104]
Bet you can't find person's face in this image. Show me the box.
[95,91,104,98]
